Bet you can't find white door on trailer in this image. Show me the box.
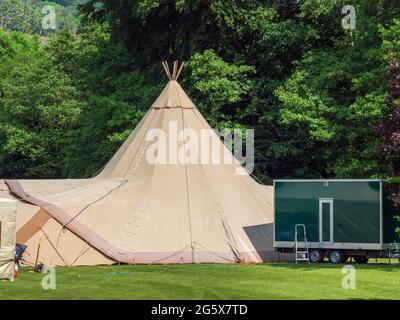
[319,198,334,243]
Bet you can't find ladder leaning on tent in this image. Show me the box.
[295,224,309,264]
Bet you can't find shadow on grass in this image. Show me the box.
[262,262,400,272]
[31,261,400,276]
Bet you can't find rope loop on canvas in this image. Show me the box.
[161,61,185,81]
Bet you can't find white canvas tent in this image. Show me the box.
[0,198,17,280]
[1,62,288,266]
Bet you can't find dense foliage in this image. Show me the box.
[380,19,400,210]
[0,31,81,177]
[78,0,400,182]
[0,0,79,34]
[0,1,399,212]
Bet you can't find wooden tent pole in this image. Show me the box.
[161,61,170,80]
[172,61,177,80]
[34,238,41,272]
[164,61,172,80]
[176,61,185,81]
[162,61,185,80]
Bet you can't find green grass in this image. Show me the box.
[1,263,400,300]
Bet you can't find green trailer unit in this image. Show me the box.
[274,179,400,263]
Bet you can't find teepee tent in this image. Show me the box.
[2,62,287,266]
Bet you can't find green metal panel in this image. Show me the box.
[383,184,400,244]
[275,180,381,244]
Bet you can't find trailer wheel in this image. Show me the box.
[329,250,344,264]
[309,249,323,263]
[353,256,369,264]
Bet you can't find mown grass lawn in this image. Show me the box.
[1,263,399,300]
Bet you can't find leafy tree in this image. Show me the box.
[63,0,400,181]
[0,0,42,33]
[274,1,398,179]
[47,24,160,177]
[187,50,254,128]
[0,30,82,178]
[379,20,400,232]
[80,0,279,62]
[0,30,40,59]
[0,0,80,34]
[2,0,400,188]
